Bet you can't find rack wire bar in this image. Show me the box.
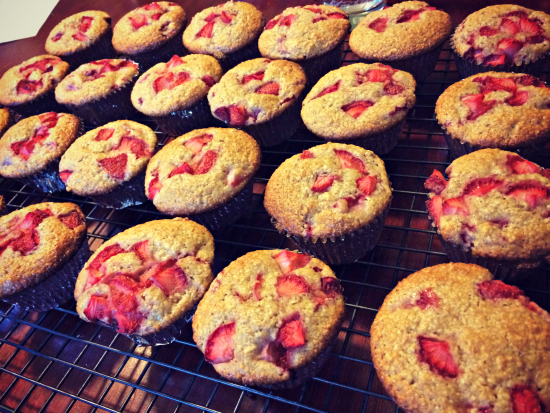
[0,40,548,413]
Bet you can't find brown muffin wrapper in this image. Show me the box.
[62,27,118,70]
[89,170,147,209]
[188,181,253,233]
[299,39,345,92]
[217,40,262,73]
[437,234,542,282]
[10,89,66,119]
[286,205,389,266]
[152,96,220,136]
[1,238,90,312]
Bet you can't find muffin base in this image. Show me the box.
[298,39,345,90]
[61,27,118,70]
[217,40,262,73]
[152,96,219,137]
[1,239,90,312]
[288,205,389,265]
[453,53,549,80]
[89,171,147,209]
[10,90,66,119]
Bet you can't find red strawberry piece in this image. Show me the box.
[279,14,296,27]
[10,232,40,255]
[151,13,162,20]
[255,82,280,95]
[129,13,149,30]
[95,128,115,141]
[369,17,387,32]
[327,12,346,19]
[396,9,423,24]
[520,17,542,35]
[473,76,517,93]
[220,11,234,23]
[261,341,288,369]
[510,385,543,413]
[427,195,443,226]
[265,17,280,30]
[51,32,63,42]
[500,17,520,35]
[88,244,126,272]
[273,250,311,274]
[304,5,322,13]
[314,80,341,99]
[242,71,265,84]
[321,277,341,297]
[506,182,548,208]
[506,90,529,106]
[334,149,366,174]
[19,58,57,75]
[342,100,374,119]
[196,20,215,38]
[109,275,141,311]
[461,94,496,121]
[442,197,469,216]
[479,26,498,36]
[58,211,83,230]
[416,288,440,309]
[312,16,327,23]
[16,79,43,95]
[98,153,127,180]
[505,10,528,19]
[276,274,310,297]
[417,336,459,378]
[384,83,404,95]
[366,69,391,83]
[425,170,447,195]
[311,174,335,193]
[153,71,191,93]
[146,261,188,296]
[516,76,544,89]
[526,35,545,45]
[148,175,162,200]
[20,209,52,231]
[184,134,213,153]
[168,162,193,178]
[144,2,162,11]
[477,280,523,300]
[72,31,89,41]
[277,314,305,348]
[204,12,218,22]
[498,38,524,60]
[301,150,314,159]
[506,154,540,174]
[83,295,110,322]
[357,176,377,196]
[228,105,248,125]
[113,311,143,334]
[202,75,215,87]
[116,135,152,159]
[484,54,507,67]
[166,55,184,69]
[253,273,263,301]
[59,170,72,183]
[344,194,364,209]
[205,321,236,363]
[463,178,503,196]
[194,150,218,175]
[39,112,59,128]
[79,16,93,32]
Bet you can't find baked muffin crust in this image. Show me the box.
[0,108,11,138]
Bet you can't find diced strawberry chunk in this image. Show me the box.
[417,336,459,378]
[477,280,523,300]
[218,105,248,126]
[116,135,152,158]
[194,150,218,175]
[88,244,126,272]
[113,311,143,334]
[396,9,423,23]
[321,277,341,297]
[58,211,84,230]
[184,134,213,153]
[314,80,341,99]
[506,181,548,208]
[39,112,59,128]
[304,5,322,13]
[51,32,63,42]
[312,16,327,23]
[242,71,265,84]
[519,17,542,35]
[479,26,498,36]
[146,261,188,296]
[261,340,288,369]
[10,232,40,255]
[311,174,335,193]
[130,240,149,262]
[20,209,52,231]
[255,82,280,95]
[498,38,524,60]
[342,100,374,118]
[416,288,440,309]
[384,83,404,95]
[204,12,218,22]
[220,11,234,23]
[279,14,296,27]
[276,274,310,297]
[461,94,496,121]
[95,128,115,141]
[366,69,391,83]
[265,17,280,30]
[153,71,191,93]
[473,76,517,93]
[202,75,215,87]
[506,90,529,106]
[424,170,447,195]
[300,150,314,159]
[369,17,387,32]
[59,170,72,183]
[205,322,236,363]
[483,54,506,66]
[426,196,443,226]
[442,197,469,216]
[506,154,540,174]
[334,149,366,174]
[273,250,311,274]
[327,12,346,19]
[151,13,162,20]
[463,178,503,196]
[148,175,162,199]
[19,58,57,76]
[357,176,376,196]
[526,35,545,45]
[516,75,544,87]
[109,275,141,312]
[98,153,127,180]
[16,79,43,95]
[196,20,215,38]
[83,295,110,322]
[253,273,263,301]
[168,162,193,178]
[510,385,543,413]
[166,55,184,69]
[144,2,162,11]
[277,314,305,348]
[129,13,149,30]
[73,32,88,42]
[500,17,520,35]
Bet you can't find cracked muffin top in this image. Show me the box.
[264,142,392,241]
[193,249,344,387]
[371,262,550,413]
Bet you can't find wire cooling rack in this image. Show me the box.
[0,41,549,413]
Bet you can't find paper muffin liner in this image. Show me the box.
[152,96,220,136]
[1,238,90,312]
[89,170,147,209]
[11,89,66,119]
[217,40,262,73]
[437,234,541,282]
[188,181,254,233]
[286,205,389,266]
[62,27,117,70]
[299,39,346,91]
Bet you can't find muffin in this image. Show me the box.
[258,5,349,88]
[0,107,13,138]
[0,202,87,311]
[436,72,550,161]
[75,218,214,346]
[425,148,550,280]
[145,127,261,231]
[193,249,345,388]
[371,262,550,413]
[0,112,82,193]
[112,2,187,71]
[55,59,139,126]
[301,63,416,155]
[349,1,452,83]
[452,5,550,78]
[131,54,223,136]
[183,1,265,71]
[264,142,392,265]
[207,58,306,147]
[0,55,69,118]
[59,120,157,209]
[45,11,116,69]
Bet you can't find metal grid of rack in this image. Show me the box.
[0,41,549,413]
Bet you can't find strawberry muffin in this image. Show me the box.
[0,202,87,311]
[112,2,187,71]
[264,143,392,265]
[131,54,223,136]
[145,127,261,231]
[75,218,214,345]
[182,1,265,71]
[301,63,416,155]
[55,59,139,126]
[258,5,349,88]
[193,249,345,388]
[371,263,550,413]
[207,58,306,147]
[436,72,550,161]
[0,55,69,118]
[45,11,116,69]
[0,112,81,193]
[349,1,451,83]
[59,120,157,209]
[452,5,550,78]
[425,149,550,280]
